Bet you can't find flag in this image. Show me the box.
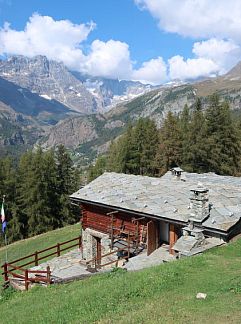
[1,202,7,233]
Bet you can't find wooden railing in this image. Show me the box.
[86,240,131,271]
[2,235,82,290]
[3,263,51,290]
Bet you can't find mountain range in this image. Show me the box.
[1,55,241,161]
[0,55,153,114]
[0,55,153,156]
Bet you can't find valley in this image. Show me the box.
[1,55,241,163]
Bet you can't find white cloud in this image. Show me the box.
[132,57,167,84]
[80,39,133,79]
[0,12,241,84]
[0,14,137,81]
[0,14,94,70]
[135,1,241,81]
[193,38,241,73]
[0,13,168,83]
[168,38,241,81]
[168,55,219,81]
[135,0,241,41]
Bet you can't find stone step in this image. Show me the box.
[9,277,37,291]
[123,247,175,271]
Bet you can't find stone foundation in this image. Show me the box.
[82,228,114,266]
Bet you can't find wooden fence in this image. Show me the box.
[86,238,131,271]
[2,235,82,290]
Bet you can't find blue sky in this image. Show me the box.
[0,0,240,84]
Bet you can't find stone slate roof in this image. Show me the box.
[70,171,241,233]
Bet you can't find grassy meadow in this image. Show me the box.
[0,225,241,323]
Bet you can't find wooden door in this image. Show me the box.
[169,224,178,255]
[96,237,101,268]
[147,220,157,256]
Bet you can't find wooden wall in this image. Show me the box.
[81,202,182,255]
[81,203,148,242]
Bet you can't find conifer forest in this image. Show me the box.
[1,94,241,245]
[0,145,80,244]
[89,94,241,180]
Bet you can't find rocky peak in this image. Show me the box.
[224,61,241,79]
[0,55,100,114]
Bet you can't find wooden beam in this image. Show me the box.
[106,210,119,216]
[169,224,178,255]
[131,216,146,222]
[147,221,157,256]
[110,213,114,249]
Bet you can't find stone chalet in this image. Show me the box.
[70,168,241,264]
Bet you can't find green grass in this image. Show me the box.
[0,223,81,283]
[1,232,241,323]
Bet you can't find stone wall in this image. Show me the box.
[82,228,115,266]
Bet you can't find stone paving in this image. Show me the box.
[30,248,91,282]
[29,246,176,283]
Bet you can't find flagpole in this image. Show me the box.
[4,232,8,263]
[2,195,7,263]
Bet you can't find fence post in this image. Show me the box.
[35,251,38,266]
[46,266,51,286]
[25,269,29,291]
[78,236,82,249]
[3,263,8,281]
[57,243,60,257]
[127,232,130,260]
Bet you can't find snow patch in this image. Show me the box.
[40,94,52,100]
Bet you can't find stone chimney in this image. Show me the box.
[171,167,184,180]
[189,182,209,222]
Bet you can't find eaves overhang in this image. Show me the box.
[70,197,230,236]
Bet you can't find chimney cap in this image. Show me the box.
[190,182,208,193]
[171,167,184,172]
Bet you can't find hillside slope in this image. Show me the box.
[0,229,241,323]
[39,84,197,161]
[0,76,81,156]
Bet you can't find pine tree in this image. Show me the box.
[12,151,33,239]
[0,157,17,243]
[25,149,56,235]
[182,98,208,172]
[107,125,133,174]
[205,94,241,175]
[15,148,58,237]
[107,140,122,173]
[56,145,79,225]
[156,112,182,174]
[179,103,191,168]
[88,155,107,182]
[139,118,159,176]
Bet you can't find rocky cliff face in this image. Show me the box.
[106,85,196,127]
[72,72,154,107]
[0,101,44,156]
[0,56,154,114]
[0,56,99,114]
[0,75,72,119]
[42,116,98,149]
[40,85,196,156]
[0,55,154,157]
